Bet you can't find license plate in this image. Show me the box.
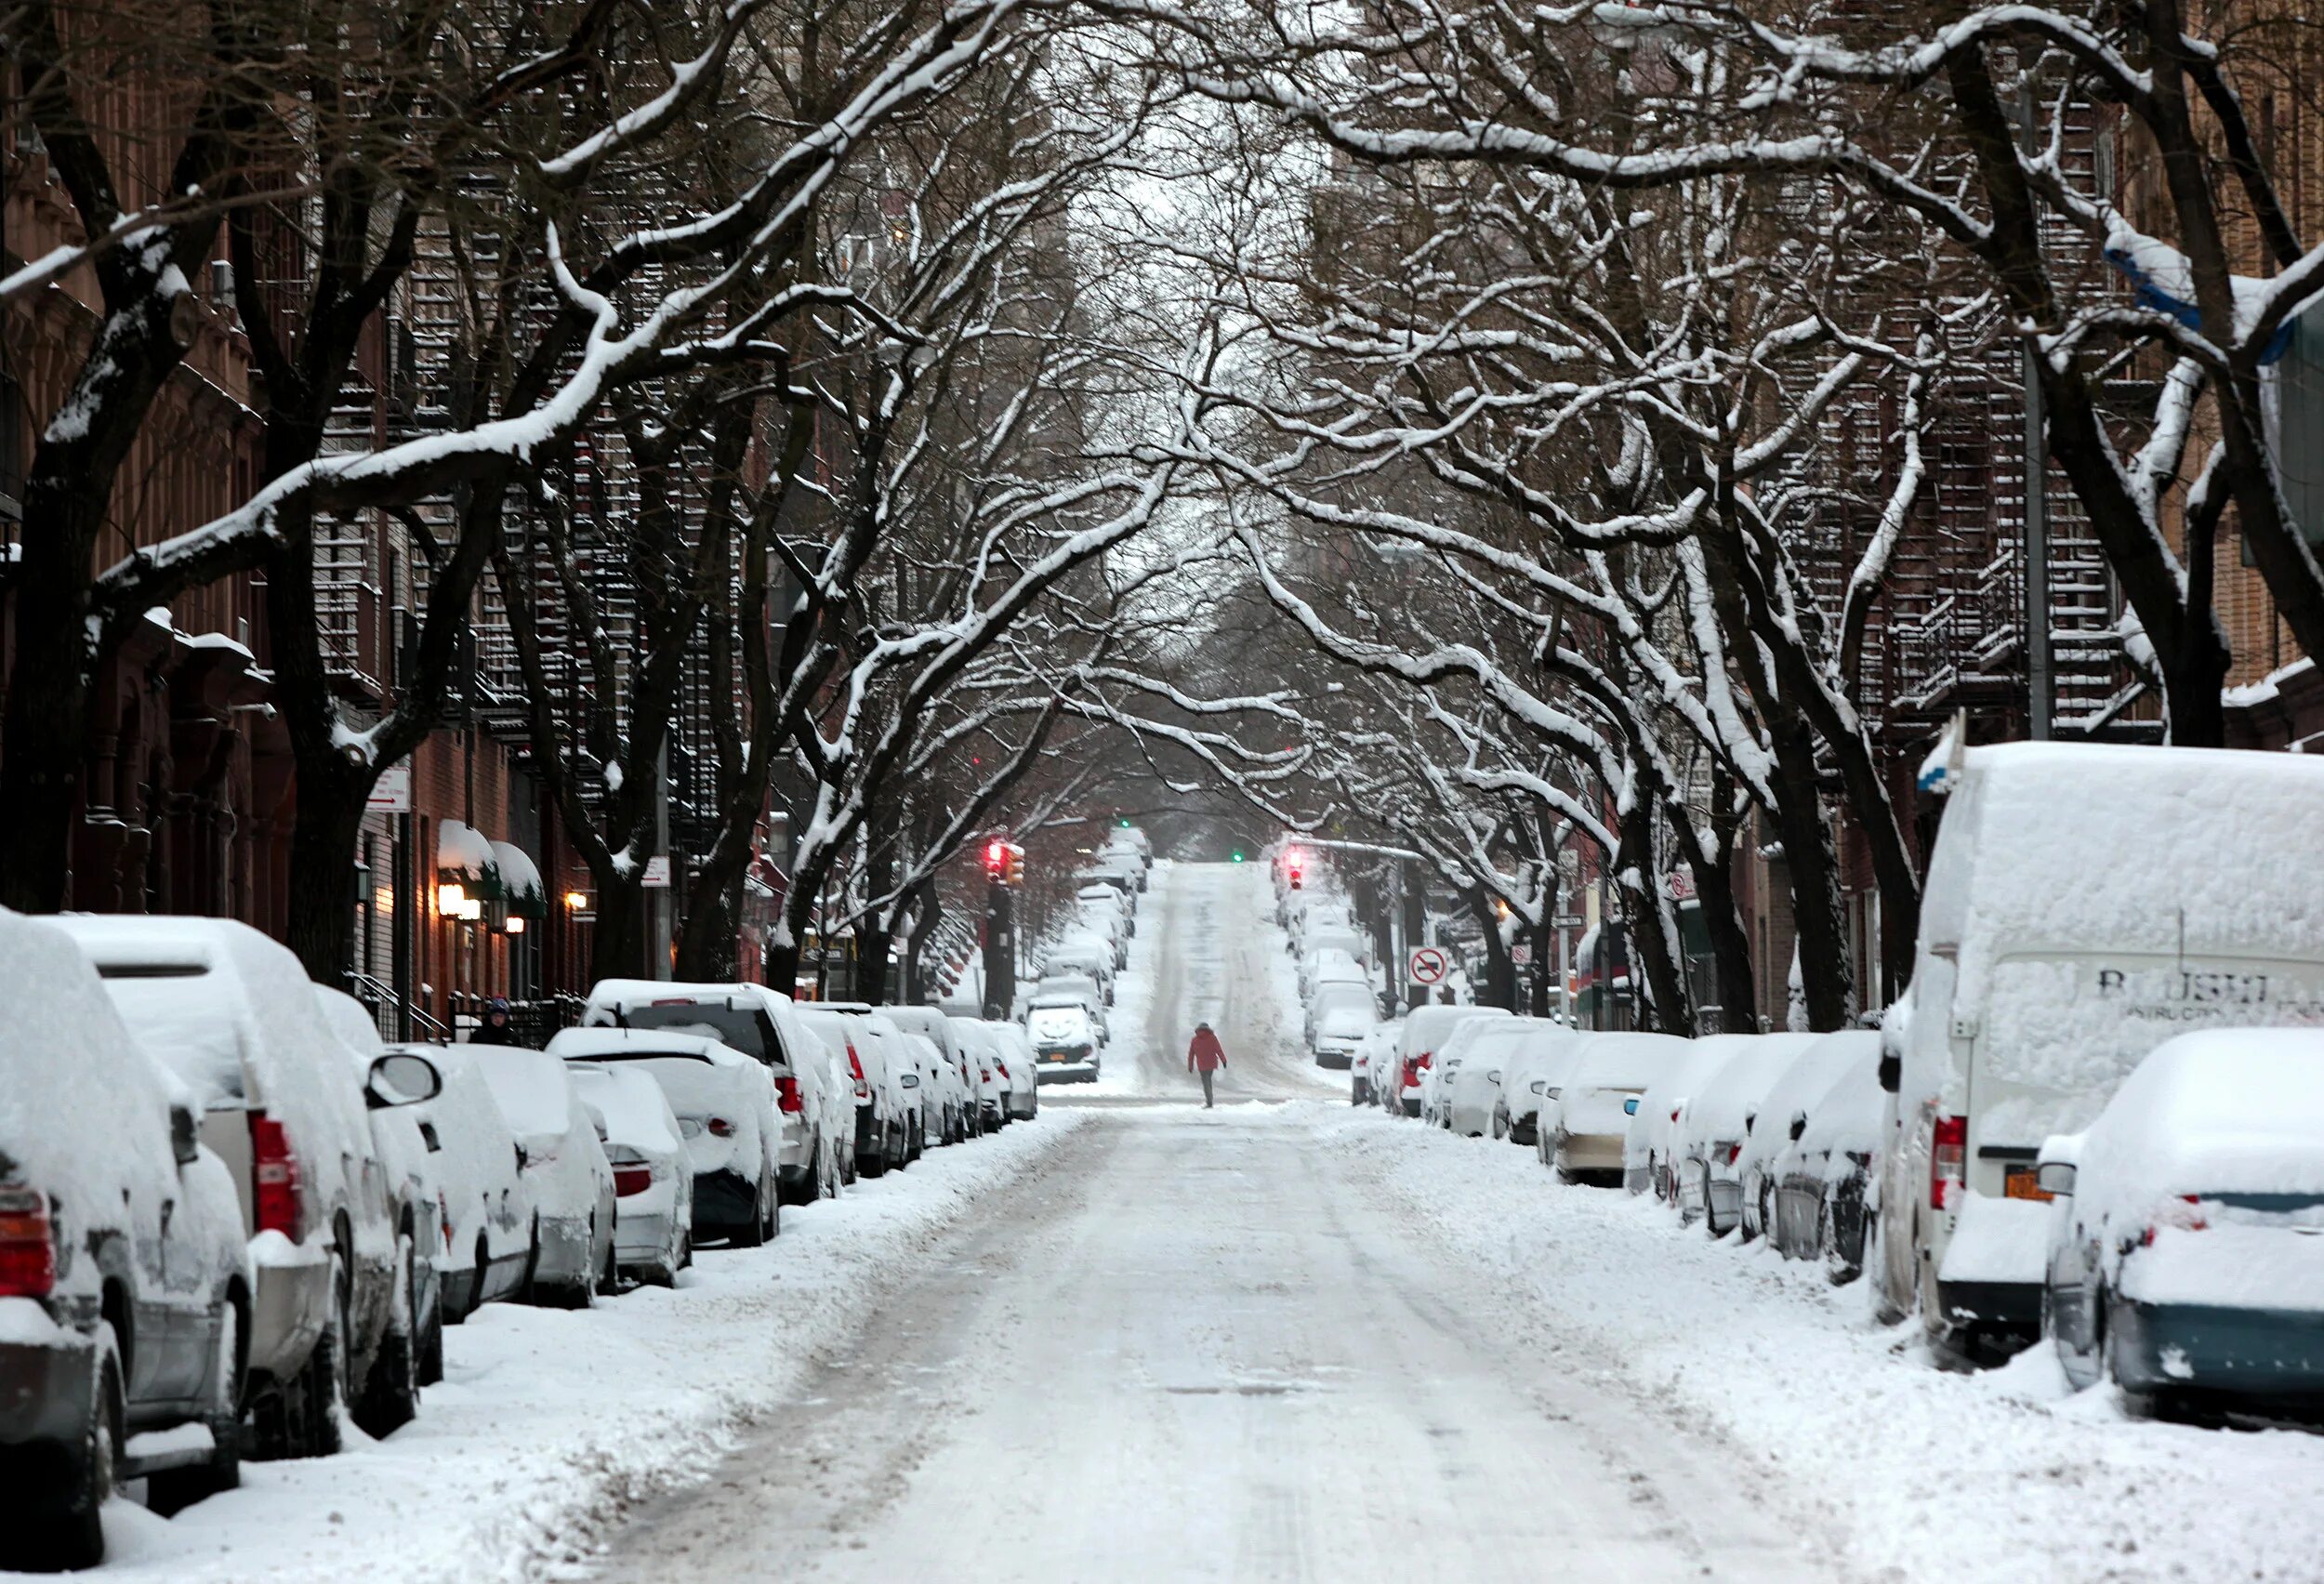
[2004,1168,2053,1203]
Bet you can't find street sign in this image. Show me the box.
[367,763,411,813]
[641,855,673,888]
[1511,942,1532,967]
[1552,913,1586,929]
[1408,945,1450,985]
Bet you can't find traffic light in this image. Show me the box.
[984,839,1008,878]
[1230,850,1245,863]
[1118,816,1131,828]
[1285,843,1304,889]
[1005,845,1025,887]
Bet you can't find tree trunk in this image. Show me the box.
[671,872,742,982]
[1468,891,1517,1010]
[1615,800,1692,1033]
[589,867,651,983]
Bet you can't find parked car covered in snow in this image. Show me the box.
[404,1044,534,1323]
[1351,1023,1399,1107]
[1025,973,1109,1044]
[1487,1022,1585,1145]
[950,1018,1021,1129]
[53,915,416,1461]
[884,1006,985,1140]
[1306,980,1375,1067]
[546,1028,780,1244]
[1548,1033,1688,1186]
[1025,998,1103,1083]
[1041,936,1117,1005]
[582,981,838,1212]
[566,1064,693,1287]
[312,987,447,1428]
[1674,1033,1822,1234]
[987,1021,1040,1121]
[795,1005,906,1177]
[1874,742,2324,1355]
[890,1031,947,1147]
[1623,1034,1755,1200]
[1773,1048,1886,1280]
[1390,1005,1511,1118]
[1,911,250,1567]
[1736,1032,1876,1244]
[470,1048,617,1304]
[2038,1029,2324,1411]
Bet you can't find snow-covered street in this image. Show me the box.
[11,861,2322,1583]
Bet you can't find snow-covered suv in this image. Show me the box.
[1,911,249,1569]
[54,915,425,1462]
[585,980,838,1211]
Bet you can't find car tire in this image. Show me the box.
[306,1257,350,1458]
[28,1335,123,1571]
[860,1144,887,1180]
[353,1241,422,1438]
[595,1229,621,1298]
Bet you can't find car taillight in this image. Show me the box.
[848,1045,871,1100]
[706,1115,737,1138]
[776,1077,804,1115]
[980,1067,992,1083]
[250,1111,303,1238]
[614,1167,654,1197]
[0,1183,57,1298]
[439,1190,454,1256]
[1725,1143,1743,1166]
[1930,1114,1965,1210]
[2141,1195,2207,1246]
[996,1061,1010,1080]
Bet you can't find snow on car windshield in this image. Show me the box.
[1028,1007,1091,1042]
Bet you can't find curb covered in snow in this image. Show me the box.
[40,1112,1091,1584]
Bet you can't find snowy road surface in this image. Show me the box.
[592,1105,1824,1584]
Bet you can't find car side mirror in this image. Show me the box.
[170,1103,202,1167]
[1789,1113,1807,1142]
[2035,1160,2077,1196]
[366,1051,442,1109]
[1877,1051,1900,1094]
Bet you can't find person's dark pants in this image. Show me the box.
[1199,1068,1215,1107]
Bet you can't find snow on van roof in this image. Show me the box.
[0,910,183,1237]
[1930,743,2324,972]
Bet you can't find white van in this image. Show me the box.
[1873,741,2324,1353]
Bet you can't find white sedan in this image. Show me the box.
[567,1063,693,1287]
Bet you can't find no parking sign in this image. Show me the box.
[1407,945,1449,985]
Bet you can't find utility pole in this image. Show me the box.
[1401,859,1427,1011]
[2018,87,2053,741]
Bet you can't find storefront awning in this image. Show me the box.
[435,819,502,900]
[490,839,547,919]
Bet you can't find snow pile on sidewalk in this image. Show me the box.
[51,1113,1089,1584]
[1314,1106,2324,1583]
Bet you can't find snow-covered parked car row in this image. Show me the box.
[1366,742,2324,1423]
[0,908,1045,1571]
[1018,825,1152,1083]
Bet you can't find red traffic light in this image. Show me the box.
[984,839,1008,874]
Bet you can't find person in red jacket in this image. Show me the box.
[1187,1022,1227,1108]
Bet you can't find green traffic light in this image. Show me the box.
[1119,817,1130,827]
[1230,850,1245,863]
